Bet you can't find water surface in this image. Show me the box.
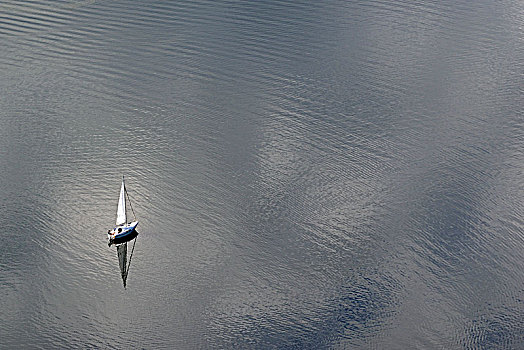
[0,0,523,348]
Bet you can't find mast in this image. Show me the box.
[125,177,137,222]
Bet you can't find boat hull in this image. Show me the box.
[108,221,139,246]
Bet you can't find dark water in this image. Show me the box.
[1,0,523,348]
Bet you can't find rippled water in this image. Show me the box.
[1,0,523,348]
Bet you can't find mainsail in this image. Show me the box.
[116,177,127,225]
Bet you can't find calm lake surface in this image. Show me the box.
[1,0,523,348]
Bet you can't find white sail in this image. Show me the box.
[116,178,127,225]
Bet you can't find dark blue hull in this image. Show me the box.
[110,229,138,246]
[108,221,139,246]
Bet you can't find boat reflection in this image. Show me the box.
[115,231,138,288]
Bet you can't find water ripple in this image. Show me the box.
[1,0,523,348]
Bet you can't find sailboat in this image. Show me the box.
[108,176,138,246]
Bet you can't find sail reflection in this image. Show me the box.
[115,231,138,288]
